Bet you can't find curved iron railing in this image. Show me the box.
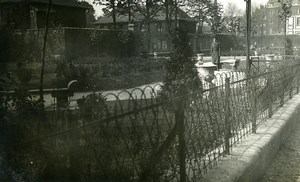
[2,60,300,181]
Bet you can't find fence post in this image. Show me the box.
[289,82,293,100]
[297,69,299,94]
[280,69,285,107]
[252,78,257,133]
[289,68,293,99]
[68,111,81,181]
[297,73,299,94]
[176,98,186,182]
[224,77,231,155]
[267,75,273,118]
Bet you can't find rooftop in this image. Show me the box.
[94,8,195,24]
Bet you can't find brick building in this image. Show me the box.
[254,0,300,35]
[94,8,197,53]
[0,0,90,30]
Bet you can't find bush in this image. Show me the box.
[16,62,32,88]
[77,92,107,121]
[162,29,201,98]
[0,77,46,181]
[56,57,165,91]
[91,30,144,57]
[285,38,294,56]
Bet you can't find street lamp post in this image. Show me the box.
[245,0,251,70]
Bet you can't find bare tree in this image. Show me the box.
[224,2,243,19]
[115,0,133,22]
[278,0,292,60]
[185,0,214,34]
[94,0,125,29]
[132,0,162,52]
[209,1,223,36]
[223,2,243,52]
[163,0,186,35]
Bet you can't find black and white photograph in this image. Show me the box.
[1,0,300,181]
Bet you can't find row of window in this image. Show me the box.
[99,22,164,32]
[267,7,300,16]
[153,40,168,50]
[288,16,300,26]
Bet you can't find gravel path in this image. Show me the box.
[259,121,300,182]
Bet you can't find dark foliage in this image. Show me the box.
[162,29,201,98]
[16,62,32,88]
[0,77,46,182]
[285,38,294,56]
[56,57,165,90]
[77,92,107,121]
[91,29,143,57]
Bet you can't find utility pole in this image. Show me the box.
[284,13,287,60]
[213,0,221,70]
[245,0,251,70]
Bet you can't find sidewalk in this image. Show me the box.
[259,116,300,182]
[200,94,300,182]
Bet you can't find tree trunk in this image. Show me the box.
[174,0,178,29]
[128,0,131,22]
[39,0,52,109]
[165,0,170,33]
[146,0,151,53]
[112,1,117,30]
[284,17,287,60]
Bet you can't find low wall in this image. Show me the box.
[201,94,300,182]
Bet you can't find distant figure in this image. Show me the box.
[211,36,221,69]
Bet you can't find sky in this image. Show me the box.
[85,0,270,18]
[222,0,269,10]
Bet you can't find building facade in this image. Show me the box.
[94,8,197,54]
[254,0,300,35]
[0,0,89,30]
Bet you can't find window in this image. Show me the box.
[153,38,159,50]
[30,10,35,17]
[157,23,163,32]
[162,40,168,50]
[296,17,300,26]
[153,40,167,50]
[153,43,157,50]
[157,40,161,50]
[298,8,300,14]
[289,17,294,26]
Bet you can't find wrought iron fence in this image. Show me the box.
[2,60,300,181]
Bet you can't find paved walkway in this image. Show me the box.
[259,120,300,182]
[41,82,163,109]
